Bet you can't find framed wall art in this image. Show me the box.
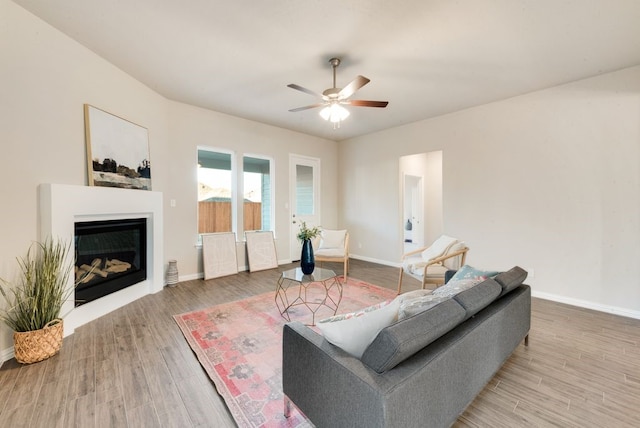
[84,104,152,190]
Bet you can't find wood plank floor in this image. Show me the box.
[0,259,638,427]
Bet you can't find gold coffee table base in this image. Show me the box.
[275,267,343,326]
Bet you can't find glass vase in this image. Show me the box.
[300,239,315,274]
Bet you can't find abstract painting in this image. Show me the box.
[84,104,151,190]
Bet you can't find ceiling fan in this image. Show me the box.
[287,58,389,127]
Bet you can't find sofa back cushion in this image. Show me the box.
[360,299,466,374]
[452,278,501,320]
[494,266,528,297]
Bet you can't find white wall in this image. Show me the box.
[340,65,640,318]
[0,0,338,357]
[165,101,338,278]
[424,151,443,244]
[0,0,170,354]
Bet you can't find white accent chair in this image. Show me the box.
[397,235,468,294]
[313,230,349,282]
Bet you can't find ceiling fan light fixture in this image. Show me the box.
[288,57,387,129]
[319,103,350,123]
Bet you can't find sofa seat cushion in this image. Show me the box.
[452,278,502,320]
[495,266,528,297]
[360,299,466,373]
[317,299,400,359]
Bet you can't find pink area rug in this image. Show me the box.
[173,277,396,428]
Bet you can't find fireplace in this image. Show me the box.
[41,183,163,336]
[75,218,147,306]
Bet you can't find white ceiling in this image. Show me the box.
[13,0,640,141]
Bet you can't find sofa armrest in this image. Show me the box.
[282,322,387,427]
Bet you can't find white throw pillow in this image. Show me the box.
[317,299,400,358]
[421,235,457,261]
[319,229,346,249]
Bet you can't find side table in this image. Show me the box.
[275,267,343,326]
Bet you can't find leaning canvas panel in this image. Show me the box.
[245,231,278,272]
[202,232,238,280]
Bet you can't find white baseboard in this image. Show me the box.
[177,272,203,282]
[531,290,640,320]
[180,258,291,283]
[352,255,640,320]
[349,253,401,268]
[0,347,13,366]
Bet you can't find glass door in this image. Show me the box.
[289,155,321,261]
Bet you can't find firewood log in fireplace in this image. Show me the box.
[80,264,108,278]
[105,259,132,273]
[75,258,133,284]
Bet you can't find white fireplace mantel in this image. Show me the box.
[40,183,164,336]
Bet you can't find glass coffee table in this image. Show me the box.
[275,267,343,326]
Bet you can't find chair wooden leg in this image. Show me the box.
[397,269,404,294]
[344,258,348,283]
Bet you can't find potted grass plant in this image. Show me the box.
[0,237,74,364]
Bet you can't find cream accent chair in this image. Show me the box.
[397,235,468,294]
[313,230,349,282]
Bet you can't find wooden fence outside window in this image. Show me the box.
[198,201,262,233]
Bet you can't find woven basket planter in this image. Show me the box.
[13,319,64,364]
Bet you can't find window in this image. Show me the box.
[197,149,274,240]
[197,149,233,234]
[296,164,314,215]
[243,156,273,232]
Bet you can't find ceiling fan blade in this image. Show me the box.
[338,75,370,99]
[287,83,323,98]
[289,103,325,112]
[346,100,389,108]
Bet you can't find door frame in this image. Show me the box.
[402,173,425,247]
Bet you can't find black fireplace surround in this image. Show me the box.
[74,218,147,306]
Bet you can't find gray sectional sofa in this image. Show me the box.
[282,266,531,428]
